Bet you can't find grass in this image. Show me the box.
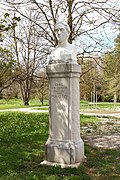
[34,107,49,110]
[80,100,120,110]
[1,98,120,111]
[80,114,99,126]
[0,112,119,179]
[0,99,49,110]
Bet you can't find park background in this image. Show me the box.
[0,0,120,106]
[0,0,120,179]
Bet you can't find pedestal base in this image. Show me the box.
[44,139,84,165]
[41,160,81,168]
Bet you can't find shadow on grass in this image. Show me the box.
[0,112,119,180]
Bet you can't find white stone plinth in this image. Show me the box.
[42,63,84,167]
[41,160,81,168]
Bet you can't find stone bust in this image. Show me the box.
[49,15,77,64]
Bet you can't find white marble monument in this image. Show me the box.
[49,14,77,64]
[41,14,84,168]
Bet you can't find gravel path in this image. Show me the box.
[1,107,120,117]
[81,117,120,149]
[0,107,49,113]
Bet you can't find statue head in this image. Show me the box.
[54,14,70,44]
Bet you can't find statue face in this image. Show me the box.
[55,23,69,43]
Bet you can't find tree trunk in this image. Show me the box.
[67,0,73,44]
[24,97,29,105]
[19,81,30,106]
[114,93,117,107]
[40,93,44,105]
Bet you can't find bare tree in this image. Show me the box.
[5,0,120,53]
[1,0,120,103]
[10,10,47,105]
[33,71,48,104]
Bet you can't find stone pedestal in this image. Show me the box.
[42,63,84,167]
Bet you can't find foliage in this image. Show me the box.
[0,13,20,41]
[0,1,120,103]
[103,34,120,101]
[0,46,17,93]
[0,13,21,95]
[0,13,10,41]
[0,112,119,179]
[80,56,103,101]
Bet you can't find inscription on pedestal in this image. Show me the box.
[51,82,68,99]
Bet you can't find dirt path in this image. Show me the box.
[0,107,49,113]
[81,118,120,149]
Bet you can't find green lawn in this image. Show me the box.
[0,99,49,110]
[0,112,119,179]
[80,100,120,110]
[1,98,120,111]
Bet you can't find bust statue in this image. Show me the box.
[49,14,77,64]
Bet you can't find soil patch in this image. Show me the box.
[81,117,120,149]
